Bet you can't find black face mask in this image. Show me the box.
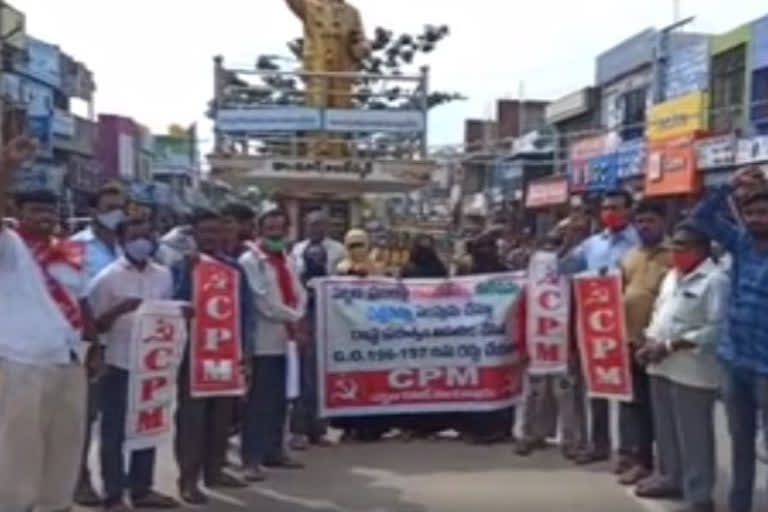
[303,243,328,281]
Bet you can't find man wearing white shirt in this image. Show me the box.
[0,136,89,512]
[87,217,179,511]
[289,209,342,449]
[70,184,127,506]
[635,223,729,512]
[240,209,308,481]
[291,209,345,275]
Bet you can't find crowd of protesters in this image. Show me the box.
[2,134,768,512]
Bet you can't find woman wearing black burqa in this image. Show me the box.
[459,230,516,444]
[395,235,456,439]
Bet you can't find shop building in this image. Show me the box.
[709,23,752,133]
[750,15,768,134]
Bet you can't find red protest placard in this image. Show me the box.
[573,272,633,401]
[526,251,571,375]
[190,256,245,397]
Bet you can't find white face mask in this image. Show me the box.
[96,209,126,231]
[124,238,155,263]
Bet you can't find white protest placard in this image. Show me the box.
[526,251,571,375]
[315,273,526,418]
[126,300,187,451]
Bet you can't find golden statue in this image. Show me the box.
[285,0,368,156]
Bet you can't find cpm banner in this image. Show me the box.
[526,251,571,375]
[573,272,633,401]
[190,257,245,398]
[315,273,526,418]
[126,300,187,451]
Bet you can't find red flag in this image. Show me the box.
[190,256,245,397]
[573,272,633,401]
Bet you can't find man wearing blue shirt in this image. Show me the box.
[561,189,640,466]
[70,185,126,506]
[690,167,768,512]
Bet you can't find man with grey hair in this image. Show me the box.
[289,209,344,449]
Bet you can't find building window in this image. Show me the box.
[710,44,746,133]
[752,68,768,131]
[621,87,647,140]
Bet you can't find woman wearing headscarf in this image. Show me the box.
[458,229,517,444]
[333,229,392,441]
[400,234,448,279]
[395,235,456,439]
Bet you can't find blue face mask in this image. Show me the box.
[124,237,155,263]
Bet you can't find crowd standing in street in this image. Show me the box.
[4,136,768,512]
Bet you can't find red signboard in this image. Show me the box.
[573,272,633,401]
[525,179,569,208]
[190,257,245,397]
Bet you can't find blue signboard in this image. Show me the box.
[585,153,619,191]
[616,140,647,179]
[14,37,61,89]
[753,15,768,70]
[665,40,710,100]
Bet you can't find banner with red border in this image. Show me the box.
[573,271,633,401]
[190,257,245,398]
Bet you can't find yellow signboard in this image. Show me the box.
[646,91,709,141]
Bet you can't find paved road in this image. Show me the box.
[75,404,768,512]
[77,436,649,512]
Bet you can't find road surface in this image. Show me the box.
[75,404,766,512]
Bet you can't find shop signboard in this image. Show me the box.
[616,140,647,179]
[736,136,768,164]
[665,40,710,100]
[55,116,97,156]
[567,133,617,191]
[15,37,60,89]
[645,135,700,196]
[325,109,425,133]
[695,135,737,170]
[216,107,322,132]
[646,91,708,141]
[153,135,195,175]
[14,162,65,193]
[525,178,569,208]
[585,152,619,191]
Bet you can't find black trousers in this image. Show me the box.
[618,360,654,468]
[589,398,611,453]
[174,362,235,487]
[241,355,288,466]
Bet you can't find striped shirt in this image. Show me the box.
[690,185,768,375]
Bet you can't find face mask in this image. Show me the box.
[600,209,627,230]
[124,238,155,263]
[262,236,285,252]
[672,250,703,274]
[96,209,126,231]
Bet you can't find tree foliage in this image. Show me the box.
[248,24,465,110]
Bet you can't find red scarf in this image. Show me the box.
[259,242,298,338]
[17,228,84,330]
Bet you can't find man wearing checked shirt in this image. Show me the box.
[690,166,768,512]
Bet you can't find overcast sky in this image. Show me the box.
[17,0,768,149]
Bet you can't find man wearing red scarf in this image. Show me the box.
[0,137,91,512]
[239,209,307,482]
